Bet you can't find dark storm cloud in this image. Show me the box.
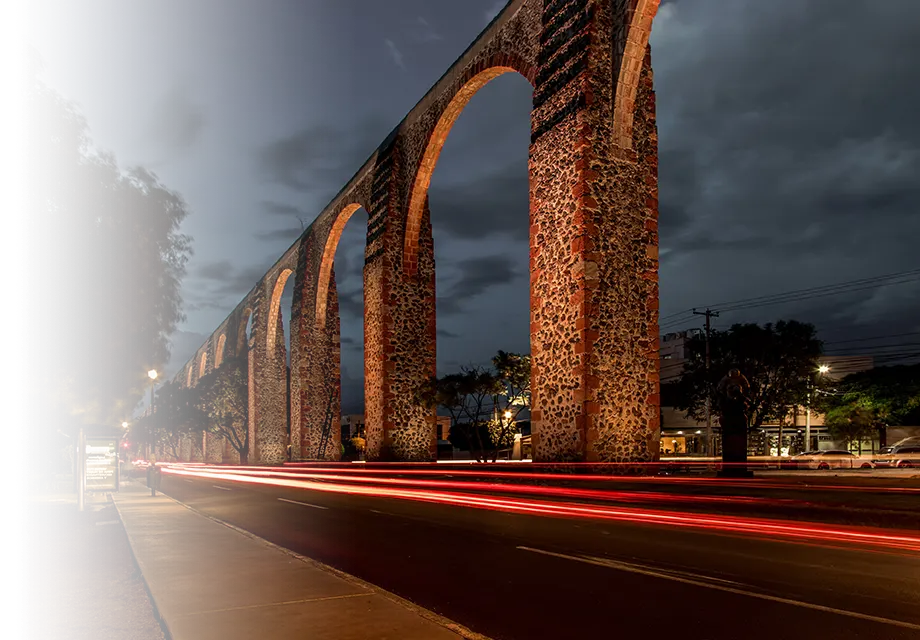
[653,0,920,332]
[428,160,529,240]
[148,84,205,154]
[438,255,519,315]
[253,227,303,242]
[438,328,460,339]
[193,260,275,297]
[259,118,389,196]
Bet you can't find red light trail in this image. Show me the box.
[160,465,920,555]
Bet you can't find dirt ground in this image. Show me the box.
[16,502,164,640]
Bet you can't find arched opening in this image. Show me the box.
[404,59,534,277]
[215,334,226,369]
[407,64,534,451]
[612,0,658,151]
[267,269,295,353]
[317,205,368,449]
[198,351,208,379]
[186,366,193,388]
[237,307,253,355]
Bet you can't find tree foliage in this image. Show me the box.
[16,34,191,484]
[196,356,250,464]
[672,320,823,429]
[28,74,192,427]
[824,405,878,452]
[416,351,530,462]
[816,364,920,432]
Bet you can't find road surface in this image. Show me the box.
[157,469,920,640]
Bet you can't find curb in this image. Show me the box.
[112,483,174,640]
[115,481,491,640]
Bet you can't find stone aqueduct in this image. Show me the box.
[175,0,662,464]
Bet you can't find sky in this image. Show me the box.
[27,0,920,414]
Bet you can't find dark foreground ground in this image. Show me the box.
[25,494,165,640]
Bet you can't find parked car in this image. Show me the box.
[871,444,920,469]
[790,450,872,470]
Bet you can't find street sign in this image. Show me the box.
[85,438,119,491]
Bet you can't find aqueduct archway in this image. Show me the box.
[176,0,661,464]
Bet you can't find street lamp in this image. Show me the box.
[121,421,129,429]
[147,369,159,460]
[147,369,158,459]
[805,365,830,451]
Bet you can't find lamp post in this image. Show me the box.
[147,369,159,460]
[805,364,830,452]
[147,369,158,459]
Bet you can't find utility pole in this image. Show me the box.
[693,308,719,457]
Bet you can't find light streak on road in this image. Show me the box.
[160,466,920,554]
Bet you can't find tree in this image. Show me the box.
[27,73,192,429]
[196,356,250,464]
[487,351,532,453]
[416,351,530,462]
[816,364,920,447]
[825,405,878,454]
[673,320,823,431]
[128,381,207,460]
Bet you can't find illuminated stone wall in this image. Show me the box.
[176,0,661,464]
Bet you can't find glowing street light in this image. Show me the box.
[503,410,512,420]
[121,421,129,429]
[146,369,159,460]
[148,369,158,380]
[806,365,831,450]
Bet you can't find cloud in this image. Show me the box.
[259,119,388,196]
[261,200,309,217]
[253,227,303,242]
[427,160,529,241]
[650,0,920,332]
[384,39,405,69]
[148,84,205,154]
[414,17,443,43]
[438,254,519,315]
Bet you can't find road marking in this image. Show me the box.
[212,485,232,491]
[517,546,920,632]
[183,479,194,484]
[278,497,328,510]
[95,520,119,526]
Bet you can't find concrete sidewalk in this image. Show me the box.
[113,481,479,640]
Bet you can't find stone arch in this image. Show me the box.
[198,351,207,378]
[267,269,295,352]
[186,366,193,388]
[612,0,660,151]
[316,203,364,330]
[215,334,226,369]
[237,307,253,354]
[403,53,536,277]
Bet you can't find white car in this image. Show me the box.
[871,444,920,469]
[791,450,872,470]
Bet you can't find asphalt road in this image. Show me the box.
[159,472,920,640]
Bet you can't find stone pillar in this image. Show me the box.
[249,278,290,465]
[190,436,204,463]
[204,432,222,464]
[529,0,660,461]
[364,150,437,461]
[302,268,342,460]
[179,434,192,462]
